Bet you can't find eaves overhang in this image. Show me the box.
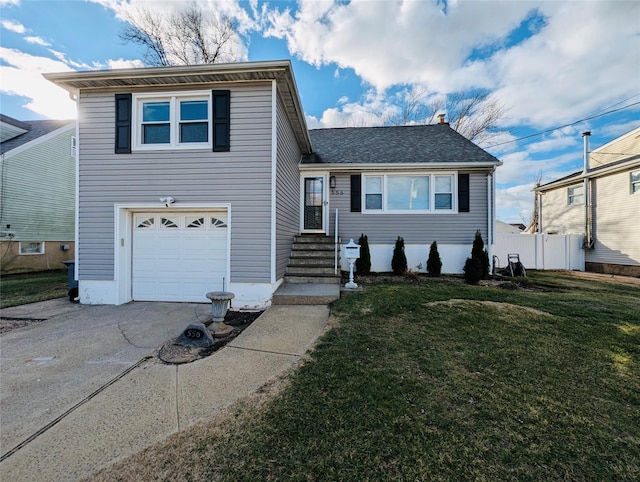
[299,161,503,171]
[43,60,312,154]
[535,154,640,192]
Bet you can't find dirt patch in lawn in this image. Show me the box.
[425,299,552,317]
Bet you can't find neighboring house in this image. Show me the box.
[497,220,524,234]
[535,127,640,276]
[0,114,76,274]
[45,60,501,308]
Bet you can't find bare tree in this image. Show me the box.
[524,171,543,233]
[388,88,509,143]
[120,2,240,66]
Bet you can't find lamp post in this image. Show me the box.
[343,239,360,289]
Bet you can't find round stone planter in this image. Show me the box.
[206,291,235,322]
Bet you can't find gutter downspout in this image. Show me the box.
[487,169,494,274]
[582,131,594,249]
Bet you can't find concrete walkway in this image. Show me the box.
[0,299,329,481]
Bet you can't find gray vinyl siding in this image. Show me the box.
[275,95,302,280]
[329,171,489,244]
[588,170,640,266]
[77,83,273,282]
[0,125,75,241]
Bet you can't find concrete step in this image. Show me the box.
[294,235,338,244]
[272,283,340,305]
[289,257,336,266]
[287,266,336,275]
[284,274,341,284]
[291,243,335,251]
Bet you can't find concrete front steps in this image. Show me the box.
[284,235,341,285]
[273,235,341,305]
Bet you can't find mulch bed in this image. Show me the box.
[157,310,263,364]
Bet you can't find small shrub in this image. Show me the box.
[471,230,490,279]
[463,257,482,284]
[356,234,371,275]
[426,241,442,277]
[391,236,408,275]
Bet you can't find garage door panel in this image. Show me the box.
[132,211,228,302]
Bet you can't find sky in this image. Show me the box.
[1,0,639,224]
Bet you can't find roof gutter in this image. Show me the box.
[299,161,503,171]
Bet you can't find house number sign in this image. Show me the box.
[185,328,204,339]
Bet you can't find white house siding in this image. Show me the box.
[539,182,585,235]
[588,170,640,267]
[77,82,273,285]
[274,94,302,281]
[328,170,490,273]
[0,125,75,242]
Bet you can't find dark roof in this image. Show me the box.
[1,118,74,155]
[0,114,31,131]
[302,124,501,166]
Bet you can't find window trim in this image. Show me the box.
[132,91,212,151]
[362,172,458,214]
[567,184,584,205]
[631,170,640,194]
[19,241,45,255]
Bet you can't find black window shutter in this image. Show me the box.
[114,93,132,154]
[212,90,230,152]
[458,173,470,212]
[351,174,362,212]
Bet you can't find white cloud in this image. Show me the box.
[1,19,25,33]
[102,58,145,70]
[0,0,20,5]
[266,0,535,92]
[24,36,51,47]
[488,2,640,128]
[268,0,639,135]
[0,47,76,119]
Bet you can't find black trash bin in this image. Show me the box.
[62,260,79,302]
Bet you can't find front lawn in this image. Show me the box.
[0,270,68,309]
[87,271,640,481]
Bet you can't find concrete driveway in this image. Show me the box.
[1,299,211,452]
[0,297,328,481]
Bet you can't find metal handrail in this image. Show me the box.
[334,208,339,274]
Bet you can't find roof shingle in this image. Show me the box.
[303,124,501,166]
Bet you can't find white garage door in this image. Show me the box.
[132,211,228,302]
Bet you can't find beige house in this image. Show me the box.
[535,127,640,276]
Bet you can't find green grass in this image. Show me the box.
[87,272,640,482]
[0,270,68,308]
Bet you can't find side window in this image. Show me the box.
[141,101,170,144]
[365,176,383,210]
[434,175,453,210]
[631,170,640,194]
[568,185,584,205]
[180,100,208,143]
[20,242,45,255]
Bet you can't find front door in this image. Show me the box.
[302,175,326,232]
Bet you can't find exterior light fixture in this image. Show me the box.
[329,175,336,189]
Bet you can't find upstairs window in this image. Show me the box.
[134,92,210,150]
[567,185,584,205]
[631,170,640,194]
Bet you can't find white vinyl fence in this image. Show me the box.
[494,234,585,272]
